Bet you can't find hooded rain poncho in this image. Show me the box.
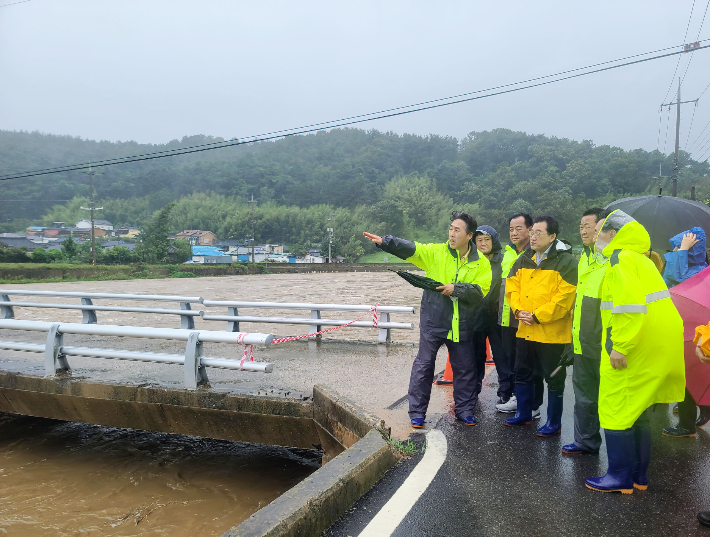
[599,210,685,430]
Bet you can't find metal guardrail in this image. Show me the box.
[201,300,416,343]
[0,319,273,389]
[0,290,203,329]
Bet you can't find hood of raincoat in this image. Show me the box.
[601,210,651,257]
[474,225,502,254]
[668,226,707,266]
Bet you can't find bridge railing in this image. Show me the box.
[200,300,416,343]
[0,319,273,389]
[0,290,203,329]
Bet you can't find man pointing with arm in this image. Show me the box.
[364,212,492,428]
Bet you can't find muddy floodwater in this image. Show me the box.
[0,413,321,536]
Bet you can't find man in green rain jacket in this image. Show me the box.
[562,208,607,455]
[585,209,685,494]
[363,212,492,428]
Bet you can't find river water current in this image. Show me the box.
[0,413,321,536]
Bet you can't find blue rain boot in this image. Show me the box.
[585,429,635,494]
[505,383,533,426]
[537,391,564,437]
[632,425,651,490]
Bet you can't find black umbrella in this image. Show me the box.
[392,270,443,292]
[605,195,710,253]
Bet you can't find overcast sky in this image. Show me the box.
[2,0,710,158]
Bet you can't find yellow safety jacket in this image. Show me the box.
[572,246,607,359]
[498,244,525,328]
[378,236,492,342]
[505,241,578,344]
[598,212,685,430]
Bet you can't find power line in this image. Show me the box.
[663,104,672,155]
[663,0,696,103]
[3,41,710,182]
[681,0,710,84]
[685,100,699,147]
[0,0,30,6]
[690,116,710,149]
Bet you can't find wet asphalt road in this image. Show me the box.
[326,369,710,537]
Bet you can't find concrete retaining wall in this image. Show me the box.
[0,372,399,536]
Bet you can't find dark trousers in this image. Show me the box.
[473,324,514,400]
[572,353,602,451]
[409,332,477,420]
[677,388,710,429]
[514,338,567,394]
[504,327,545,409]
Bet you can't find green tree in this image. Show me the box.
[60,238,78,261]
[171,238,192,264]
[135,203,176,264]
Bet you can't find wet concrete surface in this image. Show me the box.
[326,367,710,537]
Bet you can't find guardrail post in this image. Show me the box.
[179,301,195,330]
[184,331,208,389]
[378,312,391,344]
[0,295,14,319]
[226,306,239,332]
[81,298,97,324]
[309,309,321,339]
[44,323,70,376]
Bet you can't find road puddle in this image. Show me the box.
[0,413,321,536]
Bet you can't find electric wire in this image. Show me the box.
[6,41,688,179]
[690,116,710,149]
[0,0,30,6]
[663,105,672,155]
[3,42,710,182]
[694,127,710,158]
[657,107,664,154]
[685,101,699,147]
[663,0,696,103]
[682,0,710,84]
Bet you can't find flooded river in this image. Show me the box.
[0,413,321,536]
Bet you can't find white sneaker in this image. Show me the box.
[496,395,517,413]
[532,408,541,419]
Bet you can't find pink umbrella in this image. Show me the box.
[669,267,710,405]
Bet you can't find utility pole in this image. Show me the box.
[327,214,335,264]
[662,78,699,197]
[80,164,103,265]
[248,194,257,263]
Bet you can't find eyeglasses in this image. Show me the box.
[530,230,549,237]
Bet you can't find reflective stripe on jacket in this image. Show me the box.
[498,244,524,328]
[505,240,577,344]
[378,236,492,342]
[572,246,607,359]
[598,213,685,430]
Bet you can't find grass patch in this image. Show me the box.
[387,437,419,456]
[357,251,409,264]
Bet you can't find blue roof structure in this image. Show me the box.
[191,246,230,257]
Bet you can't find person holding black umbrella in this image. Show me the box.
[363,212,492,428]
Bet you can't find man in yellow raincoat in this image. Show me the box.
[585,209,685,494]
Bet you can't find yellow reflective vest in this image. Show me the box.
[498,244,525,328]
[599,215,685,430]
[572,246,607,359]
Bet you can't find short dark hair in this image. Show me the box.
[582,207,604,223]
[509,213,533,228]
[451,211,477,234]
[533,215,559,236]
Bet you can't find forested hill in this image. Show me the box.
[1,127,708,256]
